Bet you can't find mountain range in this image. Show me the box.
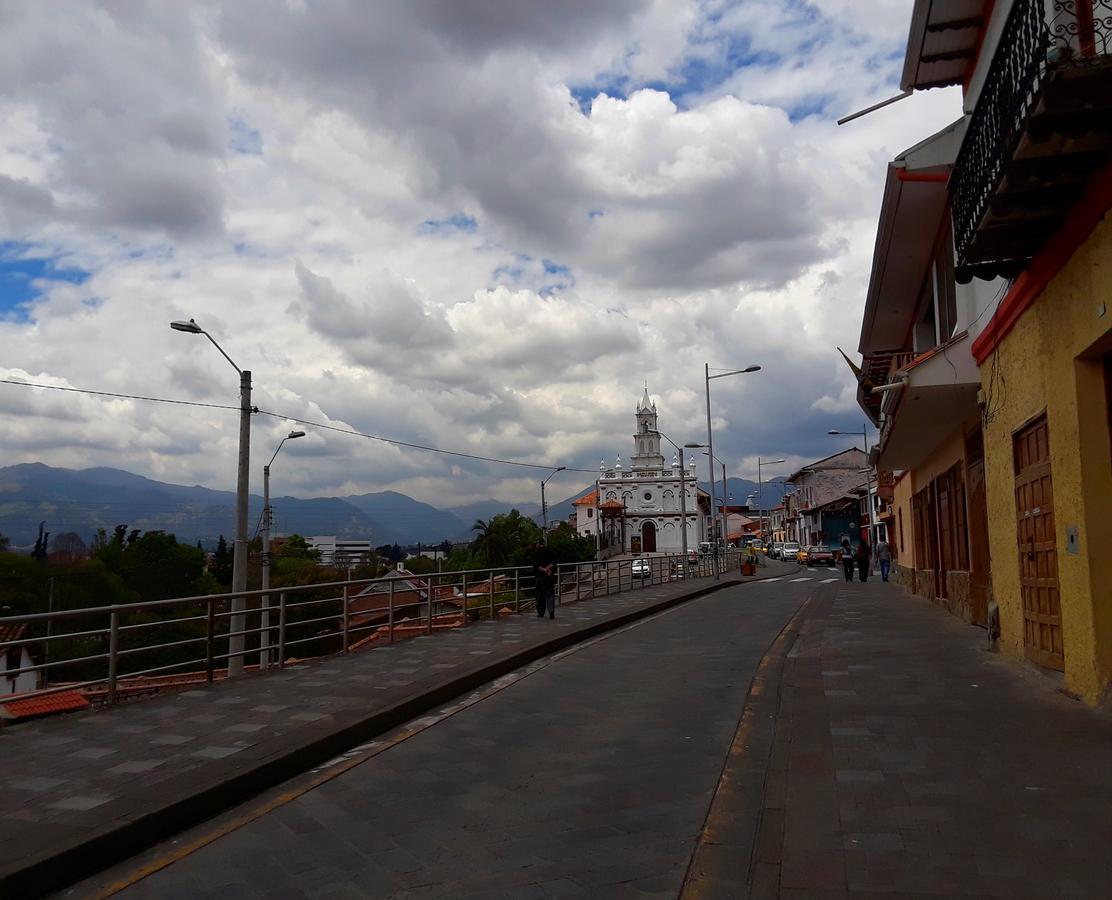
[0,463,793,551]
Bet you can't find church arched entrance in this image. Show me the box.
[641,521,657,553]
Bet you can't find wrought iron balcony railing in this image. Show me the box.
[951,0,1112,280]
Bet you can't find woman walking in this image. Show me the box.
[840,538,855,582]
[856,537,872,583]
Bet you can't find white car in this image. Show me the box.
[782,542,801,561]
[631,558,652,579]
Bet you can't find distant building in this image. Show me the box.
[1,624,44,696]
[308,536,374,567]
[785,448,868,547]
[597,389,707,554]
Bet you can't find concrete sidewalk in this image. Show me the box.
[742,578,1112,898]
[0,563,788,897]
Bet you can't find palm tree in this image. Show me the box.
[471,518,495,566]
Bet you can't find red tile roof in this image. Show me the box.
[0,690,90,721]
[573,490,599,506]
[0,623,29,645]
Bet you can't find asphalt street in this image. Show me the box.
[74,572,823,899]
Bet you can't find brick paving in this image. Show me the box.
[0,562,788,897]
[80,570,813,899]
[745,578,1112,899]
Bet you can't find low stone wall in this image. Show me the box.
[893,565,973,624]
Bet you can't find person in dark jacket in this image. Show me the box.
[856,537,871,582]
[530,540,557,619]
[840,538,855,582]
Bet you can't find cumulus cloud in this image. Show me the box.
[0,0,965,508]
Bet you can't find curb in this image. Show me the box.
[4,572,784,898]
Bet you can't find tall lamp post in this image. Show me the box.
[756,457,785,542]
[171,318,253,677]
[659,431,695,565]
[703,363,761,578]
[685,443,735,578]
[827,426,877,549]
[540,466,567,543]
[260,429,305,668]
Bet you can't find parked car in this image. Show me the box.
[751,541,766,554]
[805,545,836,567]
[769,542,783,559]
[631,558,652,579]
[782,542,800,562]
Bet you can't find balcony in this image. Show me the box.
[951,0,1112,282]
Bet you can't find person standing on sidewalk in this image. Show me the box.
[840,538,855,582]
[875,537,892,582]
[530,539,557,619]
[856,537,871,583]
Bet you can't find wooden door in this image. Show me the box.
[1014,415,1064,671]
[642,521,657,553]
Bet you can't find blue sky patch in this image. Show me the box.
[228,116,263,155]
[420,213,478,235]
[0,243,91,321]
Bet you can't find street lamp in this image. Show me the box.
[756,457,785,542]
[659,431,696,566]
[686,442,734,578]
[171,317,253,677]
[703,363,761,579]
[828,426,877,551]
[540,466,567,543]
[260,429,305,668]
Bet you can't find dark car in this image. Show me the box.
[806,545,836,567]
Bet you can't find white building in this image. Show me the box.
[2,624,44,695]
[308,536,375,567]
[595,389,704,555]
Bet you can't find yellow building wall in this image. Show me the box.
[892,473,915,567]
[980,214,1112,703]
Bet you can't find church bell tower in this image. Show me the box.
[631,387,665,470]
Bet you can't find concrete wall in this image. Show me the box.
[980,215,1112,703]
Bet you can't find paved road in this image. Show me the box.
[75,575,817,899]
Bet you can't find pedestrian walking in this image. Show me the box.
[875,536,892,582]
[530,539,557,619]
[856,537,871,583]
[840,538,855,582]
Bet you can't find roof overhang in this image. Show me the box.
[901,0,990,91]
[876,331,980,471]
[859,119,966,361]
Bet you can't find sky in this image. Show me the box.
[0,0,964,508]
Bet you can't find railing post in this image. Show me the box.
[205,599,215,683]
[576,564,583,603]
[461,574,469,621]
[278,592,287,668]
[514,569,520,614]
[107,609,120,705]
[428,578,435,635]
[488,571,494,620]
[388,581,395,642]
[342,585,350,653]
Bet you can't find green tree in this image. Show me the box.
[403,555,437,575]
[211,535,233,586]
[276,534,320,561]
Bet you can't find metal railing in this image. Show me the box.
[951,0,1112,265]
[0,551,742,710]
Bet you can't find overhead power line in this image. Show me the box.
[0,377,596,475]
[0,378,240,411]
[254,409,597,473]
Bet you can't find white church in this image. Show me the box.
[574,389,709,555]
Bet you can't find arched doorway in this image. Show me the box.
[642,521,657,553]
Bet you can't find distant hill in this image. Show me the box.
[0,464,471,549]
[447,499,541,525]
[344,491,470,545]
[0,464,798,551]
